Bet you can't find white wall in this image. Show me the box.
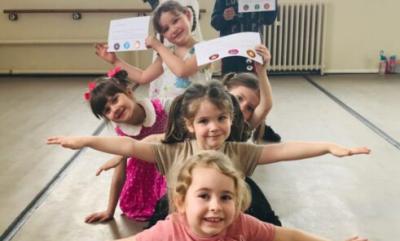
[0,0,398,74]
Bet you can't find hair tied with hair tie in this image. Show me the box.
[107,66,122,78]
[83,81,97,101]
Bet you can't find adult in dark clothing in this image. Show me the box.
[211,0,281,143]
[211,0,277,74]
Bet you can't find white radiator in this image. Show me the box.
[263,1,327,74]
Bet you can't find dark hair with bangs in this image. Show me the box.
[89,70,130,119]
[163,81,248,143]
[153,0,191,34]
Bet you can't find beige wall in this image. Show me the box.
[323,0,399,73]
[0,0,398,74]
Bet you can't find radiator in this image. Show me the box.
[263,1,327,74]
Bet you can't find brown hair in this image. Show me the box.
[223,72,263,141]
[152,0,193,34]
[89,70,131,119]
[222,72,260,94]
[163,81,248,143]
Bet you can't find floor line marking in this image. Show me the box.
[0,121,106,241]
[304,75,400,150]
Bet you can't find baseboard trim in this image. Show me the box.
[324,69,378,74]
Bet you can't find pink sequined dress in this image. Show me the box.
[114,99,168,221]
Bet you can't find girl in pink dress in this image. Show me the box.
[83,68,169,223]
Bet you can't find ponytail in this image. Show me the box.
[227,93,249,142]
[163,94,190,143]
[222,72,237,86]
[187,5,197,32]
[113,69,129,85]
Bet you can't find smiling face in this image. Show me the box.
[228,86,260,122]
[103,92,136,124]
[158,10,192,46]
[185,99,232,150]
[177,165,237,238]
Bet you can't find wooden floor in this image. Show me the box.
[0,74,399,241]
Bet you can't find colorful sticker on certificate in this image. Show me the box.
[195,32,263,66]
[238,0,276,13]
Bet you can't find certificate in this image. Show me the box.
[107,16,151,52]
[238,0,276,13]
[194,32,263,66]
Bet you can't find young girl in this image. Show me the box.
[47,82,370,212]
[223,43,272,141]
[146,0,204,99]
[114,150,368,241]
[95,0,211,99]
[223,44,280,142]
[83,69,169,223]
[143,0,203,42]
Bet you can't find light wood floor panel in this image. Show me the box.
[1,74,399,241]
[0,77,102,235]
[253,76,400,241]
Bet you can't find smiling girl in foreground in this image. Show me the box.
[115,150,368,241]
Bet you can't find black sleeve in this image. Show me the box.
[143,0,159,10]
[211,0,237,32]
[260,0,278,25]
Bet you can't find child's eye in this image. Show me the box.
[198,119,208,124]
[103,107,110,115]
[221,194,233,201]
[162,27,169,34]
[218,116,228,122]
[246,106,254,113]
[236,96,243,102]
[198,193,210,200]
[111,96,118,104]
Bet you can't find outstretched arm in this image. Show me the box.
[146,36,199,78]
[85,157,127,223]
[249,44,273,129]
[274,226,368,241]
[142,133,165,143]
[95,43,164,84]
[47,136,156,162]
[257,141,370,164]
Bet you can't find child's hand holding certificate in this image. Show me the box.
[238,0,276,13]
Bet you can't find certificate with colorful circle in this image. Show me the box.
[194,32,263,66]
[108,16,150,52]
[238,0,276,13]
